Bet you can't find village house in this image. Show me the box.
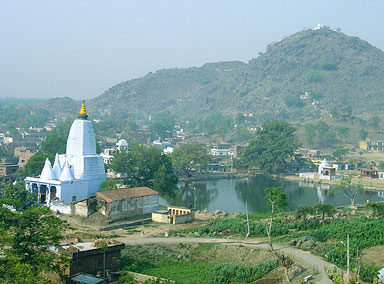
[0,159,18,181]
[95,187,159,222]
[361,166,378,179]
[14,146,34,167]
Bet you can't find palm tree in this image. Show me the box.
[313,203,336,221]
[296,206,313,230]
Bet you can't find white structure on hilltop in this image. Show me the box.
[25,103,106,208]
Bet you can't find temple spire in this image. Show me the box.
[78,100,88,120]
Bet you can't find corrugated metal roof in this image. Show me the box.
[71,274,104,284]
[96,187,159,203]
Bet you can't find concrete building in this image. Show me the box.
[210,143,231,157]
[152,206,193,224]
[95,187,159,222]
[25,103,106,211]
[0,161,18,181]
[14,147,34,167]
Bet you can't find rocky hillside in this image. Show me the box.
[41,27,384,123]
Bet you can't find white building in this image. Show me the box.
[25,103,106,209]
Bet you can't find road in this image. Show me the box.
[118,237,334,284]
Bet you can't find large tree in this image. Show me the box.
[0,182,33,209]
[149,110,176,139]
[239,119,301,173]
[0,204,70,282]
[171,143,212,177]
[108,145,178,196]
[19,152,54,177]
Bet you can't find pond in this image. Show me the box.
[159,175,384,213]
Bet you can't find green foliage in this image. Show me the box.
[313,203,336,221]
[99,179,118,192]
[20,152,54,177]
[335,126,349,140]
[304,69,322,83]
[358,128,369,140]
[320,60,337,71]
[150,110,176,139]
[360,266,380,283]
[369,115,381,130]
[40,135,67,156]
[109,145,178,196]
[303,123,316,146]
[121,244,277,284]
[0,204,70,282]
[171,143,211,177]
[264,187,288,213]
[239,119,301,173]
[296,206,314,230]
[332,147,349,160]
[365,202,384,218]
[284,94,304,108]
[0,182,33,208]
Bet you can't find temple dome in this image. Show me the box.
[59,162,73,181]
[40,158,55,180]
[66,103,96,156]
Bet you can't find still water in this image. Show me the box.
[159,175,384,213]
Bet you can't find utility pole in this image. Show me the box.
[347,234,350,283]
[246,202,250,238]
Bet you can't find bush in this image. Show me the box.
[360,266,380,283]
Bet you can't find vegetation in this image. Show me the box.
[337,174,364,207]
[108,145,178,196]
[120,244,278,284]
[0,182,33,209]
[171,143,212,177]
[18,152,54,177]
[99,179,118,192]
[239,119,301,173]
[0,202,70,282]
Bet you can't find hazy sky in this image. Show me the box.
[1,0,383,100]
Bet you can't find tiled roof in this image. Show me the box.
[96,187,159,203]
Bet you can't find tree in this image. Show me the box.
[109,145,178,196]
[264,187,287,251]
[338,174,363,207]
[20,152,54,177]
[275,252,294,284]
[313,203,336,221]
[369,115,381,130]
[149,110,176,139]
[358,129,368,140]
[239,119,301,173]
[303,123,316,146]
[99,179,118,192]
[40,135,67,156]
[171,143,211,177]
[332,147,349,160]
[0,182,33,209]
[365,202,384,218]
[335,126,350,141]
[296,206,313,230]
[0,204,70,282]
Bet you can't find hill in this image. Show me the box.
[41,27,384,124]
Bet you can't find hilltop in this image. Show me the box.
[41,27,384,124]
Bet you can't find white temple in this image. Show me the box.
[25,103,106,207]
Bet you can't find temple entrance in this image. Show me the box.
[39,185,47,204]
[50,186,57,201]
[31,183,39,202]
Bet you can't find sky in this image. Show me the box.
[1,0,383,100]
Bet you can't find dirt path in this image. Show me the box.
[118,237,333,284]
